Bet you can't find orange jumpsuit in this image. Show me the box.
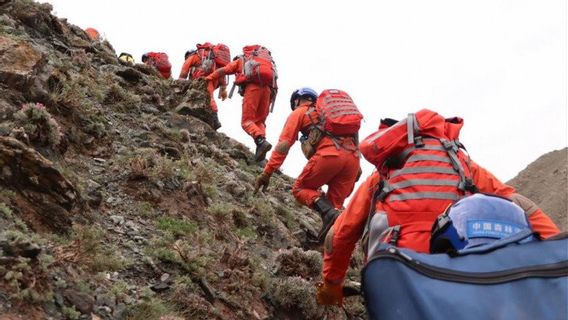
[207,59,272,139]
[264,103,360,209]
[85,28,100,41]
[178,54,227,113]
[145,53,171,79]
[322,162,560,284]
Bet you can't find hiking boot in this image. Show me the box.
[254,137,272,162]
[313,196,340,243]
[211,113,222,130]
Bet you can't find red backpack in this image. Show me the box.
[212,43,231,67]
[315,89,363,136]
[192,43,231,78]
[360,109,478,252]
[147,52,171,78]
[359,108,478,203]
[234,45,277,87]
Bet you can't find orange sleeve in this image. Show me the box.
[208,59,241,81]
[470,160,560,237]
[469,160,516,195]
[263,108,306,175]
[178,55,199,79]
[219,75,227,87]
[323,172,381,283]
[527,210,560,238]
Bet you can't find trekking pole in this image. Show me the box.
[228,82,237,99]
[269,88,278,113]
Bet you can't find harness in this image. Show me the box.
[304,106,359,153]
[362,112,478,252]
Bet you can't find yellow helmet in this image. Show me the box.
[118,52,135,64]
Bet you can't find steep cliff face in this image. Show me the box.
[0,1,366,319]
[507,148,568,231]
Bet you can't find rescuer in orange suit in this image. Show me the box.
[254,87,361,242]
[316,115,561,306]
[205,55,273,162]
[85,27,100,41]
[179,49,227,129]
[141,52,172,79]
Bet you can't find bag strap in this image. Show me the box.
[362,182,382,254]
[456,229,536,256]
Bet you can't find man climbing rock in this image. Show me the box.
[254,88,362,243]
[141,52,172,79]
[205,45,277,161]
[179,43,230,130]
[84,27,100,41]
[316,109,560,306]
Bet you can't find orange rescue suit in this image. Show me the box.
[207,59,272,139]
[264,103,360,209]
[322,163,561,284]
[178,54,227,113]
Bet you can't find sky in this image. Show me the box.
[43,0,567,190]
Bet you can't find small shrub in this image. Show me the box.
[0,202,13,218]
[13,103,62,147]
[137,201,155,217]
[208,203,233,219]
[156,217,197,238]
[272,277,324,320]
[106,84,142,112]
[111,279,129,302]
[127,297,174,320]
[67,225,128,272]
[235,227,257,241]
[275,248,322,278]
[62,306,81,320]
[275,205,299,229]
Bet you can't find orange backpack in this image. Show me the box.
[360,109,478,252]
[147,52,171,79]
[234,45,277,88]
[315,89,363,137]
[192,43,231,78]
[360,109,478,201]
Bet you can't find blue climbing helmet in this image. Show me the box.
[430,193,535,254]
[290,87,318,110]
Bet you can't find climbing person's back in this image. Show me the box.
[142,52,172,79]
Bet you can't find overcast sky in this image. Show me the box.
[44,0,567,189]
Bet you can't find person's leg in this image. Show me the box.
[241,84,273,161]
[292,154,343,207]
[206,81,218,112]
[253,85,272,138]
[326,153,361,209]
[241,84,264,138]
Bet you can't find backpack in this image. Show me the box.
[147,52,171,78]
[192,43,231,78]
[234,45,277,87]
[363,231,568,320]
[212,43,231,67]
[360,109,478,254]
[299,89,362,158]
[315,89,363,137]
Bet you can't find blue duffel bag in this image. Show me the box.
[362,230,568,320]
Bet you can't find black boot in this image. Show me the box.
[313,196,340,243]
[211,113,222,130]
[254,136,272,162]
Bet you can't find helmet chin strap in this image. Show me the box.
[292,99,300,110]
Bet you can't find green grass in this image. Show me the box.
[127,298,175,320]
[156,217,197,237]
[235,226,257,241]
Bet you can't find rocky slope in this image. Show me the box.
[0,1,365,319]
[507,148,567,231]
